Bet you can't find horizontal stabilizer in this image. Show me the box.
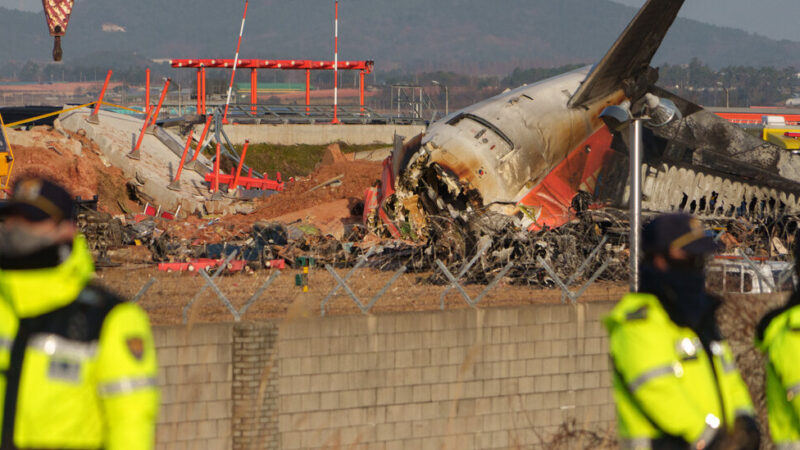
[568,0,685,107]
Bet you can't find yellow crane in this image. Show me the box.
[0,114,14,191]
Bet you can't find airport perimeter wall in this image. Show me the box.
[215,123,426,146]
[152,302,617,450]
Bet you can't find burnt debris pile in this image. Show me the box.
[79,200,800,287]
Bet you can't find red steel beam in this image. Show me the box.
[89,70,113,121]
[149,78,171,127]
[200,67,207,115]
[145,68,151,111]
[196,68,202,114]
[305,69,311,114]
[359,70,365,113]
[250,68,257,114]
[715,112,800,125]
[230,140,249,190]
[170,59,374,73]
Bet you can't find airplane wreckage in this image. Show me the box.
[74,0,800,287]
[360,0,800,280]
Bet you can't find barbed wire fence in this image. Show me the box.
[121,230,795,323]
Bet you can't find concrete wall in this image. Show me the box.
[214,124,426,146]
[276,303,615,449]
[152,302,616,449]
[154,324,233,450]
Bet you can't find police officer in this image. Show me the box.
[604,213,759,450]
[755,237,800,447]
[0,178,158,449]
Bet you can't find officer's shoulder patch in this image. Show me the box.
[625,305,649,321]
[126,336,145,361]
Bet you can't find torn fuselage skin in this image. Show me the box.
[386,66,626,237]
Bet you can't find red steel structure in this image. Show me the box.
[87,70,112,123]
[715,111,800,126]
[170,59,374,116]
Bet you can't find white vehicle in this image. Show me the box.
[706,257,796,294]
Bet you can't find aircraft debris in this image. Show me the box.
[363,0,800,257]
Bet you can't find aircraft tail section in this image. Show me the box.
[568,0,685,108]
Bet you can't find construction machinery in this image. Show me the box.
[42,0,75,61]
[761,115,800,153]
[0,114,14,192]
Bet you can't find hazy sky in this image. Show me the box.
[4,0,799,43]
[612,0,800,42]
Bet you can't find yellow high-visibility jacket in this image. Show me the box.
[0,235,158,449]
[756,304,800,446]
[604,292,755,449]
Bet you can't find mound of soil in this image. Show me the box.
[7,126,137,215]
[166,159,382,242]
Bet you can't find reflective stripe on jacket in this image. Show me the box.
[756,304,800,445]
[604,292,755,447]
[0,235,159,449]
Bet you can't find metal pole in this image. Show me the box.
[250,68,257,115]
[223,0,249,124]
[128,108,153,160]
[201,66,207,115]
[305,69,311,114]
[87,69,112,124]
[168,129,194,191]
[230,140,249,190]
[332,0,339,124]
[196,68,202,114]
[145,68,150,112]
[359,70,364,114]
[148,78,170,129]
[190,115,213,163]
[630,118,643,292]
[445,85,449,116]
[212,142,221,193]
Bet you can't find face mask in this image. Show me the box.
[641,264,714,329]
[0,226,58,260]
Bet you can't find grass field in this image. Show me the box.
[201,141,389,178]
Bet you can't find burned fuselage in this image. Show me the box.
[369,0,800,241]
[383,67,625,235]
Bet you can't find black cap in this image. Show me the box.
[0,178,75,223]
[642,213,720,256]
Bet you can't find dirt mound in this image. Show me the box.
[7,126,382,244]
[7,126,136,215]
[165,159,381,243]
[251,160,380,219]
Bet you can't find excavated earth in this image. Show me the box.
[7,126,138,215]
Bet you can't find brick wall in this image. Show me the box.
[233,322,280,450]
[153,324,233,450]
[276,302,615,449]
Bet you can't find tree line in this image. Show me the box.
[2,57,798,110]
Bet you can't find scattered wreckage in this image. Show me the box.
[361,0,800,278]
[78,192,800,292]
[75,0,800,291]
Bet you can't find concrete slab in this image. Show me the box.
[200,123,425,146]
[58,107,228,215]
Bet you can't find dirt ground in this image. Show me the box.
[7,126,139,215]
[95,266,629,325]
